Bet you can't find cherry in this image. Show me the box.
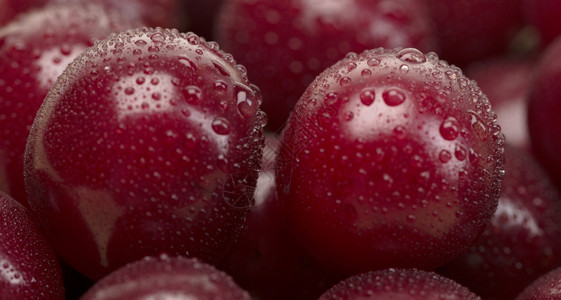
[437,144,561,299]
[527,36,561,187]
[516,267,561,300]
[0,0,47,25]
[24,27,265,280]
[319,268,481,299]
[80,255,251,299]
[219,133,341,300]
[0,2,139,205]
[522,0,561,48]
[217,0,437,130]
[275,48,505,275]
[466,57,535,150]
[184,0,225,39]
[0,191,65,299]
[425,0,524,67]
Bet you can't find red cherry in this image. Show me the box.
[0,191,65,299]
[527,36,561,186]
[0,0,47,25]
[217,0,437,130]
[276,48,505,275]
[80,255,251,300]
[0,2,139,205]
[24,27,265,280]
[437,144,561,299]
[319,268,481,299]
[522,0,561,48]
[516,267,561,300]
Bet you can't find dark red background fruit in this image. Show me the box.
[276,48,505,275]
[24,27,265,280]
[522,0,561,48]
[516,267,561,300]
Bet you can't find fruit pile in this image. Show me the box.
[2,0,561,299]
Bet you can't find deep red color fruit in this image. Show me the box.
[276,48,505,275]
[425,0,524,67]
[522,0,561,47]
[319,268,481,299]
[437,144,561,299]
[184,0,225,39]
[24,27,265,280]
[80,255,251,300]
[527,36,561,187]
[0,2,139,205]
[516,267,561,300]
[0,0,47,25]
[0,191,65,299]
[217,0,437,130]
[219,134,341,300]
[466,58,535,150]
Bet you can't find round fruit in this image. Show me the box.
[276,47,505,275]
[24,27,265,280]
[0,191,65,299]
[319,268,481,299]
[80,255,251,300]
[0,2,139,205]
[516,266,561,300]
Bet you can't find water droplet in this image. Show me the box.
[396,48,426,63]
[439,150,452,163]
[324,92,339,105]
[60,44,72,55]
[407,214,416,223]
[183,86,202,104]
[367,58,381,66]
[211,118,231,135]
[455,144,467,161]
[343,111,354,121]
[148,46,160,53]
[136,77,146,85]
[439,117,460,140]
[339,77,351,86]
[399,64,409,73]
[382,89,406,106]
[150,33,165,44]
[133,49,142,55]
[347,62,357,71]
[214,80,228,94]
[235,84,257,119]
[151,78,159,85]
[361,69,372,78]
[178,56,198,71]
[124,87,135,95]
[394,125,406,139]
[360,89,376,106]
[152,92,161,100]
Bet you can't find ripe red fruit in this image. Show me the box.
[437,144,561,299]
[24,27,265,280]
[0,0,46,25]
[527,36,561,186]
[276,48,505,275]
[466,58,535,150]
[425,0,524,66]
[319,268,481,299]
[516,267,561,300]
[217,0,437,130]
[0,191,65,299]
[0,2,139,205]
[522,0,561,48]
[80,255,251,300]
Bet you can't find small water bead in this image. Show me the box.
[360,89,376,106]
[455,144,467,161]
[135,40,147,47]
[324,92,339,105]
[211,118,231,135]
[152,92,161,100]
[361,69,372,78]
[396,48,427,64]
[150,32,166,44]
[439,117,460,141]
[136,77,145,85]
[382,89,406,106]
[148,46,160,53]
[439,150,452,163]
[214,80,228,93]
[124,87,135,95]
[367,58,381,67]
[339,77,352,86]
[183,86,202,104]
[399,64,409,73]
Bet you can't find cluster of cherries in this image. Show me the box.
[2,0,561,299]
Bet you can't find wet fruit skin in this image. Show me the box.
[437,144,561,300]
[217,0,437,130]
[516,267,561,300]
[276,48,505,275]
[80,255,251,300]
[318,268,481,300]
[0,191,65,299]
[527,36,561,187]
[24,27,265,280]
[0,2,140,206]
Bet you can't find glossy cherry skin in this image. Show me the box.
[0,2,139,206]
[527,37,561,187]
[466,58,535,150]
[425,0,524,67]
[218,133,341,300]
[80,255,251,300]
[522,0,561,48]
[0,0,47,25]
[217,0,437,130]
[24,27,265,280]
[516,267,561,300]
[0,191,65,299]
[276,48,505,275]
[319,268,481,300]
[437,144,561,299]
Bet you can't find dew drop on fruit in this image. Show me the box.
[339,77,351,86]
[439,150,452,163]
[396,48,427,63]
[178,57,197,71]
[382,89,406,106]
[124,87,135,95]
[454,144,467,161]
[211,118,231,135]
[214,80,228,94]
[150,32,165,44]
[361,69,372,78]
[439,117,460,140]
[360,89,376,106]
[183,86,202,104]
[399,64,409,73]
[367,58,381,67]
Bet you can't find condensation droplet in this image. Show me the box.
[439,117,460,141]
[367,58,381,67]
[360,89,376,106]
[439,150,452,163]
[150,33,165,44]
[361,69,372,78]
[124,87,135,95]
[399,64,409,73]
[382,89,406,106]
[183,86,202,104]
[211,118,231,135]
[214,80,228,93]
[396,48,426,63]
[455,144,467,161]
[339,77,351,86]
